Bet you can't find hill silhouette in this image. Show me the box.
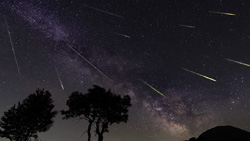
[187,126,250,141]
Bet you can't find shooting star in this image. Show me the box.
[141,79,165,97]
[182,68,216,82]
[225,58,250,67]
[55,67,64,90]
[4,16,22,79]
[114,32,131,38]
[209,11,236,16]
[84,4,124,19]
[66,43,110,80]
[179,24,196,29]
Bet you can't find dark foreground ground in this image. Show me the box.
[186,126,250,141]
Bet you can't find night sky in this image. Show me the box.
[1,0,250,141]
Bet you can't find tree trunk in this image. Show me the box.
[96,121,107,141]
[98,133,103,141]
[96,118,102,141]
[87,120,94,141]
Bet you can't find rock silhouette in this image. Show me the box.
[187,126,250,141]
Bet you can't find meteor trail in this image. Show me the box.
[114,32,131,38]
[182,68,216,82]
[141,79,165,97]
[225,58,250,67]
[179,24,196,29]
[84,4,124,19]
[209,11,236,16]
[66,43,110,79]
[4,16,22,79]
[55,67,64,90]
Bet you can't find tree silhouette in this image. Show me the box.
[61,85,131,141]
[0,89,57,141]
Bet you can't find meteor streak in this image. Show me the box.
[114,32,131,38]
[179,24,196,28]
[66,43,110,79]
[55,67,64,90]
[209,11,236,16]
[225,58,250,67]
[4,16,22,79]
[141,79,165,97]
[182,68,216,82]
[84,4,124,19]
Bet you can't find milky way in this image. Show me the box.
[1,1,250,141]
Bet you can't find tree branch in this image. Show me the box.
[80,130,87,137]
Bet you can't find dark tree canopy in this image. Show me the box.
[61,85,132,141]
[0,89,57,141]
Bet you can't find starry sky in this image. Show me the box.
[1,0,250,141]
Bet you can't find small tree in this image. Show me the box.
[61,85,131,141]
[94,89,131,141]
[0,89,57,141]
